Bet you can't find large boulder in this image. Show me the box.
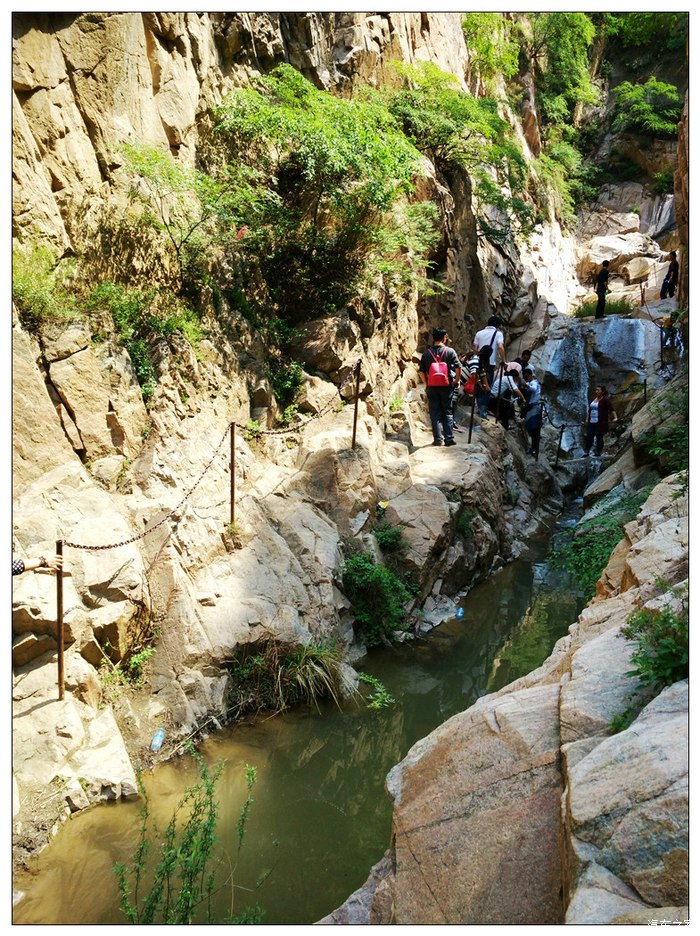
[383,682,564,924]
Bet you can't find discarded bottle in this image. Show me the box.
[149,728,165,753]
[455,607,465,619]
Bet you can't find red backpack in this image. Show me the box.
[426,348,450,387]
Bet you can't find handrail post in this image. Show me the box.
[554,424,565,470]
[56,539,64,700]
[643,378,647,404]
[351,360,361,450]
[230,423,236,527]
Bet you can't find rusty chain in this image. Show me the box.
[63,360,362,551]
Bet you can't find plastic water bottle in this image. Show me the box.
[455,607,465,619]
[150,728,165,752]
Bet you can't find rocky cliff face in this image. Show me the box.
[321,474,688,925]
[12,13,688,920]
[11,11,569,853]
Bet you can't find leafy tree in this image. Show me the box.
[613,77,682,138]
[120,142,261,293]
[213,64,437,322]
[528,12,598,128]
[602,12,688,52]
[461,13,520,84]
[386,62,533,241]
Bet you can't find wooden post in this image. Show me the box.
[554,424,565,470]
[351,361,361,450]
[230,423,236,527]
[56,539,64,700]
[467,386,477,444]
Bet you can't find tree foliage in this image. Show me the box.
[386,62,533,241]
[213,64,438,322]
[120,142,260,292]
[461,13,520,84]
[528,12,598,127]
[602,12,688,51]
[613,77,682,138]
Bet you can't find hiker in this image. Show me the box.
[583,385,618,456]
[419,327,461,446]
[473,315,505,383]
[660,251,679,299]
[521,367,542,458]
[514,348,532,370]
[472,346,492,417]
[488,367,526,430]
[12,554,62,575]
[595,260,610,319]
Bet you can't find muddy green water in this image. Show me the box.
[13,511,583,925]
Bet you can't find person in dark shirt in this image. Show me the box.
[419,328,461,446]
[661,251,679,298]
[595,260,610,319]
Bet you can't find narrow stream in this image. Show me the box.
[13,506,584,925]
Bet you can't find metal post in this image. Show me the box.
[554,424,565,470]
[230,423,236,527]
[643,378,647,404]
[351,361,361,450]
[659,319,665,369]
[467,386,477,444]
[56,539,64,700]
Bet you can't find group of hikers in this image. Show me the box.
[419,317,618,460]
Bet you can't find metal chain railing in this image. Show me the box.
[63,421,234,551]
[62,360,362,552]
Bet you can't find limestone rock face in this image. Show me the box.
[384,682,563,925]
[324,476,687,926]
[564,682,688,921]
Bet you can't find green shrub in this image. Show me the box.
[227,640,345,716]
[268,359,304,405]
[372,520,407,554]
[12,244,79,332]
[572,295,637,318]
[342,551,412,647]
[621,591,688,689]
[653,168,675,196]
[613,78,683,138]
[456,508,476,538]
[551,488,652,600]
[358,672,396,709]
[115,751,263,924]
[214,64,436,322]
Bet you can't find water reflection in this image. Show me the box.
[13,520,584,925]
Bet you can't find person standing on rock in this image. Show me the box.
[660,251,679,299]
[419,328,461,446]
[521,367,542,459]
[595,260,610,319]
[583,385,618,457]
[473,315,505,383]
[488,368,526,430]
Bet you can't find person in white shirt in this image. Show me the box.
[473,316,505,382]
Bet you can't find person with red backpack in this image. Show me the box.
[419,328,461,446]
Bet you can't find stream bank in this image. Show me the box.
[13,506,584,924]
